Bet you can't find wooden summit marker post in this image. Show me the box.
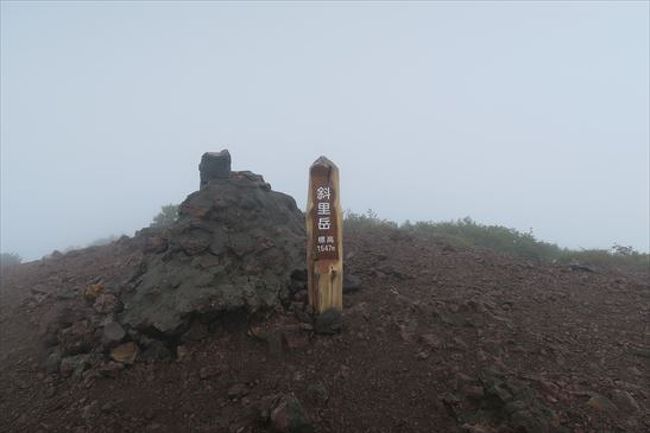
[306,157,343,313]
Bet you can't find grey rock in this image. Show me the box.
[293,290,308,303]
[81,400,100,421]
[510,409,549,433]
[306,383,329,404]
[314,308,343,335]
[270,394,313,433]
[343,273,362,293]
[290,269,307,282]
[140,340,172,362]
[281,327,310,350]
[198,366,213,380]
[60,354,90,378]
[93,293,120,314]
[290,278,307,294]
[568,262,597,273]
[181,320,209,342]
[39,156,307,363]
[121,166,306,336]
[208,227,227,256]
[102,321,126,345]
[45,349,62,374]
[98,361,124,377]
[475,370,559,433]
[199,150,231,187]
[611,389,640,413]
[143,235,168,253]
[176,228,212,255]
[227,383,250,400]
[631,347,650,358]
[58,320,96,356]
[586,394,618,412]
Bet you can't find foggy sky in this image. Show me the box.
[1,1,649,261]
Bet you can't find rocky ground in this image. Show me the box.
[1,224,648,433]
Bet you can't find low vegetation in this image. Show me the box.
[345,210,650,275]
[150,204,179,228]
[87,235,121,247]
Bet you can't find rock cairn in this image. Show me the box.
[42,150,307,373]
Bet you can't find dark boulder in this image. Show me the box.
[314,308,343,335]
[269,394,313,433]
[58,320,96,356]
[39,151,307,371]
[45,349,62,374]
[102,321,126,346]
[120,155,306,336]
[343,273,362,293]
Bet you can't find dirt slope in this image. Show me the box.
[1,228,648,433]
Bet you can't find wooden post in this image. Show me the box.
[306,156,343,313]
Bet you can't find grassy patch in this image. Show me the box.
[344,211,649,275]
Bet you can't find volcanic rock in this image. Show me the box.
[102,321,126,346]
[45,350,62,374]
[140,340,172,362]
[227,383,250,400]
[199,149,231,187]
[60,354,90,378]
[121,160,305,336]
[36,152,306,376]
[343,273,362,293]
[58,320,95,356]
[611,389,640,413]
[305,383,329,404]
[269,394,313,433]
[83,283,104,301]
[586,394,618,413]
[110,342,139,364]
[472,370,560,433]
[93,293,119,314]
[314,308,343,335]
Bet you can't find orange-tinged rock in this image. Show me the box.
[586,394,617,412]
[110,342,139,364]
[83,283,104,301]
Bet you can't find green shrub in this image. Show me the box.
[150,204,179,228]
[403,217,562,262]
[344,211,649,275]
[88,235,120,247]
[344,209,398,233]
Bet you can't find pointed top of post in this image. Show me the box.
[311,156,338,170]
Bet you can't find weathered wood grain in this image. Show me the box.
[306,156,343,312]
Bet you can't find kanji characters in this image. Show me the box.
[317,201,330,216]
[318,217,331,230]
[316,186,331,201]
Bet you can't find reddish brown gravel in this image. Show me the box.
[1,229,648,433]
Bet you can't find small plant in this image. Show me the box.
[88,235,120,247]
[344,209,398,232]
[150,204,179,228]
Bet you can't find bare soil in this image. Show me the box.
[1,229,648,433]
